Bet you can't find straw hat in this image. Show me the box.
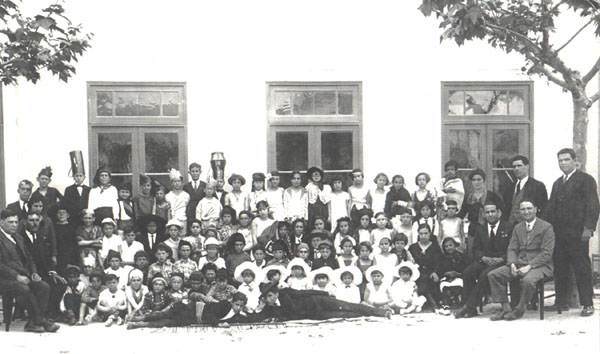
[234,261,263,283]
[333,265,363,286]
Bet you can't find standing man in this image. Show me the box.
[487,199,555,321]
[454,201,513,318]
[503,155,548,224]
[6,180,34,221]
[0,209,59,332]
[544,148,599,316]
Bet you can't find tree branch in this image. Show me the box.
[590,92,600,104]
[484,23,543,54]
[582,55,600,84]
[556,17,595,53]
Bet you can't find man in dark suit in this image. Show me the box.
[455,201,513,318]
[62,172,90,225]
[487,199,555,321]
[502,155,548,224]
[183,163,206,229]
[0,209,59,333]
[215,177,228,206]
[5,180,33,221]
[544,148,599,317]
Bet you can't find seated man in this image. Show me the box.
[455,201,513,318]
[486,199,554,321]
[0,209,59,333]
[259,281,392,321]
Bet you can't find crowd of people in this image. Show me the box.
[0,148,597,333]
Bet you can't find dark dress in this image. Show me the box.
[408,241,442,306]
[54,222,79,273]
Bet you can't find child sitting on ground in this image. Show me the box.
[139,275,171,317]
[103,250,133,291]
[78,271,106,325]
[262,264,290,288]
[207,269,238,302]
[96,274,127,326]
[166,272,188,306]
[390,262,426,315]
[286,258,312,290]
[125,269,148,320]
[310,266,336,296]
[362,266,393,311]
[234,262,263,313]
[333,266,362,304]
[59,265,87,325]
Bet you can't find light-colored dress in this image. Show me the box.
[348,185,369,210]
[440,217,464,248]
[249,190,268,214]
[329,191,350,226]
[287,276,311,290]
[266,187,285,221]
[335,283,361,304]
[283,187,308,220]
[87,185,119,212]
[366,282,391,304]
[369,187,388,215]
[195,197,223,229]
[226,191,250,215]
[390,279,426,309]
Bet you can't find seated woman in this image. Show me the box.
[408,223,442,313]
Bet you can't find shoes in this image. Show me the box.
[24,321,45,333]
[116,317,124,326]
[104,317,114,327]
[544,303,569,312]
[490,310,510,321]
[454,307,477,319]
[436,306,451,316]
[504,309,524,321]
[41,319,60,333]
[581,306,594,317]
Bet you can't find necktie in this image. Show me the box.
[515,181,521,194]
[526,223,532,232]
[150,234,155,247]
[194,181,197,190]
[489,224,496,240]
[22,203,27,214]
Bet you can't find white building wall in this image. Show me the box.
[2,0,598,210]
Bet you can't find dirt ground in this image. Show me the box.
[1,300,598,354]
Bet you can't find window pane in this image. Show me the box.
[138,92,161,116]
[98,133,132,173]
[465,91,507,115]
[321,132,353,171]
[115,92,138,116]
[449,129,482,169]
[276,132,308,171]
[97,92,113,116]
[509,91,525,115]
[492,129,520,169]
[338,92,353,115]
[448,90,464,115]
[274,92,292,115]
[145,133,179,173]
[293,92,314,115]
[162,92,180,116]
[314,92,336,115]
[146,174,172,191]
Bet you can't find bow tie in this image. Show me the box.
[345,285,352,288]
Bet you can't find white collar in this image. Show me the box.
[518,176,529,187]
[0,228,17,244]
[564,169,576,181]
[526,218,537,230]
[488,222,499,233]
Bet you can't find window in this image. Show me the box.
[267,82,362,187]
[88,82,187,194]
[442,82,533,198]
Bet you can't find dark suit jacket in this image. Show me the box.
[0,229,37,280]
[471,220,514,261]
[216,190,228,207]
[184,181,206,222]
[507,218,554,276]
[502,177,548,221]
[6,200,28,221]
[63,184,91,219]
[544,170,600,238]
[136,232,167,261]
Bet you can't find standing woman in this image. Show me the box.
[87,167,119,223]
[457,169,503,259]
[305,167,331,226]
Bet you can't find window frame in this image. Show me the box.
[266,81,363,176]
[87,82,188,195]
[441,81,534,191]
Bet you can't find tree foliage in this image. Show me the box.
[419,0,600,168]
[0,0,92,85]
